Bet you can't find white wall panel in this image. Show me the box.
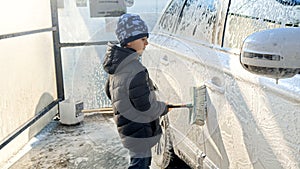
[0,0,52,35]
[0,0,57,166]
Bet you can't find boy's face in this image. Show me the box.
[126,36,148,55]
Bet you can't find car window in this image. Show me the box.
[276,0,300,6]
[156,0,186,34]
[223,0,300,49]
[175,0,222,44]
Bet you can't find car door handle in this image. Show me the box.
[204,78,225,94]
[160,55,169,65]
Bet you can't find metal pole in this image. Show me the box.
[51,0,65,101]
[0,27,56,40]
[60,41,118,48]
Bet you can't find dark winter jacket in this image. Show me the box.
[102,43,168,153]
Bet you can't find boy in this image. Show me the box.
[102,13,171,169]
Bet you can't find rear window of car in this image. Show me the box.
[156,0,185,34]
[174,0,220,44]
[157,0,225,45]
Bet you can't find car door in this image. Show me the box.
[144,0,231,168]
[170,0,231,168]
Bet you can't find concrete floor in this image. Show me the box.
[8,113,129,169]
[6,113,190,169]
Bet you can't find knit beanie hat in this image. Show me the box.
[115,13,149,47]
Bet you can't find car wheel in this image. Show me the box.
[152,115,173,168]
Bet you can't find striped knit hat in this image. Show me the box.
[115,13,149,47]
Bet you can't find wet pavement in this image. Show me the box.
[7,113,191,169]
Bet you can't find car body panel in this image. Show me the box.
[143,0,300,168]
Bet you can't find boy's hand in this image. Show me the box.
[166,103,172,112]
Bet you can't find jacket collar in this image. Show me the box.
[103,44,139,74]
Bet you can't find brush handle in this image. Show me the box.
[168,104,190,108]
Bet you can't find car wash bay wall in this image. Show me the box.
[0,0,58,166]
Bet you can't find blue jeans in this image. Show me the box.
[128,157,152,169]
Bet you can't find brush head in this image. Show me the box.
[190,85,207,126]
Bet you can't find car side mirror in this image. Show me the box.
[240,28,300,80]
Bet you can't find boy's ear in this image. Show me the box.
[127,42,131,46]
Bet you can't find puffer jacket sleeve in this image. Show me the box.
[129,70,168,118]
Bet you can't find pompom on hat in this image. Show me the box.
[115,13,149,47]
